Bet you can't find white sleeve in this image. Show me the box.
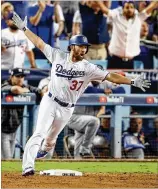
[56,4,65,21]
[43,44,60,63]
[26,37,35,51]
[1,30,6,46]
[87,64,109,82]
[139,10,150,22]
[73,10,82,23]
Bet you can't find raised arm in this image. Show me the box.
[29,1,46,26]
[24,29,46,52]
[143,1,158,15]
[72,10,82,35]
[12,12,46,52]
[54,4,64,37]
[93,1,110,15]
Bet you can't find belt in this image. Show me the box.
[112,55,133,62]
[122,57,131,62]
[48,92,74,108]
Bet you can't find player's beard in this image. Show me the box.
[9,24,19,31]
[124,11,135,19]
[73,47,85,61]
[75,54,84,61]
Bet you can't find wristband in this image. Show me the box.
[131,80,134,85]
[23,27,27,31]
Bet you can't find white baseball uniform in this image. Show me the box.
[22,44,109,171]
[1,28,34,69]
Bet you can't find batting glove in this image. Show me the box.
[12,11,27,31]
[131,73,151,92]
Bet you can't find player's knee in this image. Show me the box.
[31,133,45,144]
[91,117,100,128]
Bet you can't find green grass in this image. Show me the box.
[1,161,157,173]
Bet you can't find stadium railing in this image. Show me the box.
[1,92,158,159]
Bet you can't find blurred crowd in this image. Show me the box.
[1,0,158,160]
[1,0,158,69]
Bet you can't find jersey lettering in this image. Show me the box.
[56,64,85,80]
[2,37,27,48]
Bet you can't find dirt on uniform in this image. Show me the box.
[2,172,158,188]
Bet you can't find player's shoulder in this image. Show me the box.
[17,29,26,35]
[51,46,68,60]
[81,59,91,65]
[82,59,98,68]
[8,29,26,39]
[1,28,9,34]
[55,47,68,57]
[45,44,66,54]
[122,131,131,137]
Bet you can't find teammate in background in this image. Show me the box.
[12,12,151,176]
[122,117,145,159]
[1,2,36,69]
[1,68,43,159]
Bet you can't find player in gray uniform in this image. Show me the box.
[12,12,151,176]
[67,107,100,159]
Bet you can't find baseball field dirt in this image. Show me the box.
[2,160,158,188]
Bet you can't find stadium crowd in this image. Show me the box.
[1,0,158,160]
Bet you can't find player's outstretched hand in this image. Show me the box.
[131,73,151,92]
[12,12,27,31]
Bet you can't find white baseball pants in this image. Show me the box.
[22,93,74,171]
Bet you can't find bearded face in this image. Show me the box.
[71,45,88,61]
[9,24,19,30]
[123,3,135,19]
[130,118,143,133]
[6,20,19,31]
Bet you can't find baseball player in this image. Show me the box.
[1,3,36,69]
[67,105,101,159]
[12,12,151,176]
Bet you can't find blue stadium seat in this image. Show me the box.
[89,60,108,69]
[153,56,158,69]
[134,60,144,69]
[24,59,51,69]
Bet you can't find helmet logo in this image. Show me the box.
[83,37,87,42]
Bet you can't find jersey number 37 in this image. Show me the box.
[70,80,84,91]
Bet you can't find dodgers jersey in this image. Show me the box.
[43,44,109,104]
[1,28,34,69]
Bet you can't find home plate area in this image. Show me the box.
[40,169,83,176]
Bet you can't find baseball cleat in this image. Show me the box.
[79,146,91,157]
[36,150,48,159]
[22,167,35,176]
